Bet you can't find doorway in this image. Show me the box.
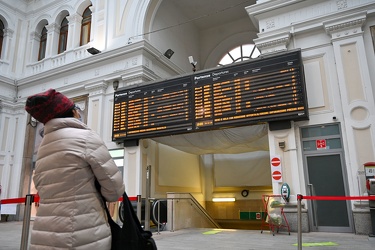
[301,124,353,233]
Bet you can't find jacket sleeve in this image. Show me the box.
[85,130,125,202]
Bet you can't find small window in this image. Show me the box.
[218,44,260,66]
[301,124,340,139]
[0,20,4,59]
[38,27,47,61]
[80,6,92,46]
[58,16,69,54]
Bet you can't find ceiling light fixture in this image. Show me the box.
[212,197,236,202]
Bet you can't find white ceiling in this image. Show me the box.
[169,0,257,29]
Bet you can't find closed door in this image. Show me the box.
[306,154,352,232]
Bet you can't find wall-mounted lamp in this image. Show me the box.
[113,80,119,91]
[164,49,174,59]
[212,197,236,202]
[279,141,286,149]
[188,56,197,72]
[87,47,101,55]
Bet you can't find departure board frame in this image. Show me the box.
[112,49,308,142]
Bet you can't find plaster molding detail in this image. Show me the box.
[66,13,83,23]
[121,65,158,86]
[74,100,86,112]
[30,31,41,40]
[46,22,60,32]
[324,13,366,40]
[3,28,14,38]
[84,81,108,97]
[266,19,275,29]
[0,101,25,115]
[254,32,291,54]
[336,0,348,10]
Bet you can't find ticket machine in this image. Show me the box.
[364,162,375,236]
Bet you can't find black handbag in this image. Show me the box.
[102,192,157,250]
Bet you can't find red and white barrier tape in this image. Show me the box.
[1,194,137,204]
[297,195,375,200]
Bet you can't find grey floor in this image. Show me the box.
[1,221,375,250]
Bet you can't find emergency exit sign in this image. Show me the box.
[316,139,326,149]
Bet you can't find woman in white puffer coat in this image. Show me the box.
[25,89,125,250]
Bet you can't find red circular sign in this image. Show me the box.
[271,157,281,167]
[272,170,282,180]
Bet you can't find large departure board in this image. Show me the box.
[112,50,308,141]
[112,77,193,140]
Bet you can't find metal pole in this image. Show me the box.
[20,194,34,250]
[145,165,151,230]
[137,195,142,222]
[171,198,174,232]
[157,200,160,234]
[297,194,302,250]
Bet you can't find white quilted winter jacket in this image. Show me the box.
[30,118,125,250]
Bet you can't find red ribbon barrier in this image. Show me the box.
[298,195,375,201]
[3,195,375,204]
[1,197,26,204]
[1,194,137,204]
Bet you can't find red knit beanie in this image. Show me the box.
[25,89,75,124]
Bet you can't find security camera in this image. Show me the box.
[188,56,197,72]
[188,56,197,66]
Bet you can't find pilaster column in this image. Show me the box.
[0,101,27,198]
[29,31,41,62]
[123,146,142,197]
[324,12,375,193]
[45,23,60,57]
[84,81,108,135]
[268,122,301,201]
[66,13,83,50]
[1,28,14,61]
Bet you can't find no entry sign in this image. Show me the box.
[271,157,281,167]
[272,170,282,181]
[270,155,282,183]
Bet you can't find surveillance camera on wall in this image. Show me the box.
[188,56,197,66]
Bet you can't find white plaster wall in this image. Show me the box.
[149,1,200,73]
[247,0,375,205]
[157,143,201,189]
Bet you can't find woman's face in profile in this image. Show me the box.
[73,108,81,120]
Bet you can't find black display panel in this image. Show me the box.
[112,77,192,140]
[112,50,308,142]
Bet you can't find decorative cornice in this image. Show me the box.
[3,28,14,38]
[46,22,60,32]
[66,13,83,24]
[121,65,159,86]
[254,32,291,54]
[0,100,25,114]
[256,36,290,49]
[325,18,365,34]
[324,12,366,39]
[84,81,108,96]
[30,31,41,40]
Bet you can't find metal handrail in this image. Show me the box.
[152,199,164,234]
[149,196,221,233]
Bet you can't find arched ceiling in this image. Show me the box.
[171,0,257,30]
[149,0,267,155]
